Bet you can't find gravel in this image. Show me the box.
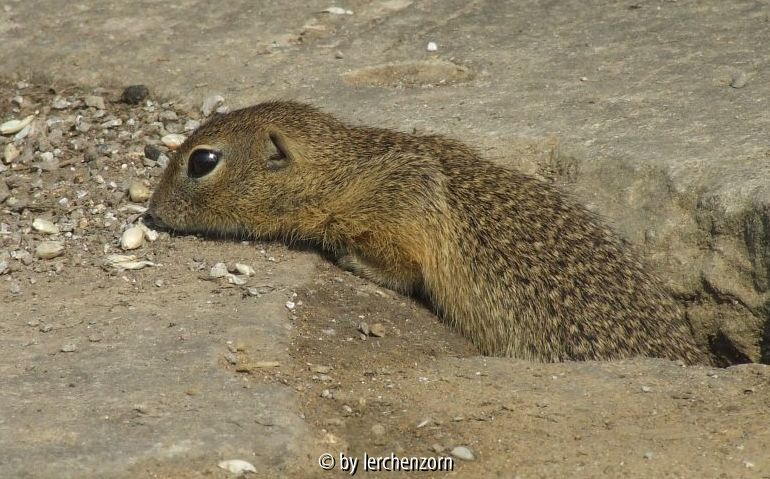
[0,79,202,288]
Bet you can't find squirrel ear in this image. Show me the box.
[264,129,296,171]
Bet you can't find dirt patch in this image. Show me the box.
[343,60,474,88]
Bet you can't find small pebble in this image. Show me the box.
[209,262,229,278]
[0,115,34,135]
[36,241,65,259]
[224,352,237,365]
[51,97,71,109]
[323,6,353,14]
[32,218,59,235]
[357,322,370,336]
[234,263,255,276]
[14,124,32,141]
[156,154,170,168]
[311,365,332,374]
[416,418,432,428]
[427,41,438,52]
[104,254,157,270]
[369,323,386,337]
[144,145,162,162]
[159,110,178,121]
[161,133,185,149]
[250,361,279,368]
[641,385,652,393]
[84,95,106,110]
[14,250,33,265]
[450,446,475,461]
[286,300,296,310]
[119,204,148,214]
[184,119,201,131]
[128,181,151,203]
[201,94,225,117]
[730,71,748,89]
[225,273,248,285]
[101,118,122,129]
[76,121,92,133]
[371,424,385,436]
[120,227,145,250]
[121,85,150,104]
[643,451,654,460]
[217,459,257,474]
[138,223,159,241]
[60,343,78,353]
[3,143,19,164]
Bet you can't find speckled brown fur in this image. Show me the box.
[149,101,705,363]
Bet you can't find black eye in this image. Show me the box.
[187,149,221,178]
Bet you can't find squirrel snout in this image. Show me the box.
[144,202,169,230]
[144,210,167,230]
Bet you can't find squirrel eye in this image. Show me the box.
[187,149,221,178]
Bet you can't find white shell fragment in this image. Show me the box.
[104,254,157,270]
[36,241,65,259]
[427,41,438,52]
[128,181,152,203]
[323,6,353,15]
[32,218,60,235]
[217,459,257,474]
[120,227,145,250]
[209,262,229,278]
[161,133,186,150]
[234,263,255,276]
[1,115,35,135]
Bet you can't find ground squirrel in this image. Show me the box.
[148,101,705,364]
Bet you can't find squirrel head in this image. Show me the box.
[148,103,315,238]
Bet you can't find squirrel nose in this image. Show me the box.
[143,209,167,230]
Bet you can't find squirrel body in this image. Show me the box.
[149,101,704,363]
